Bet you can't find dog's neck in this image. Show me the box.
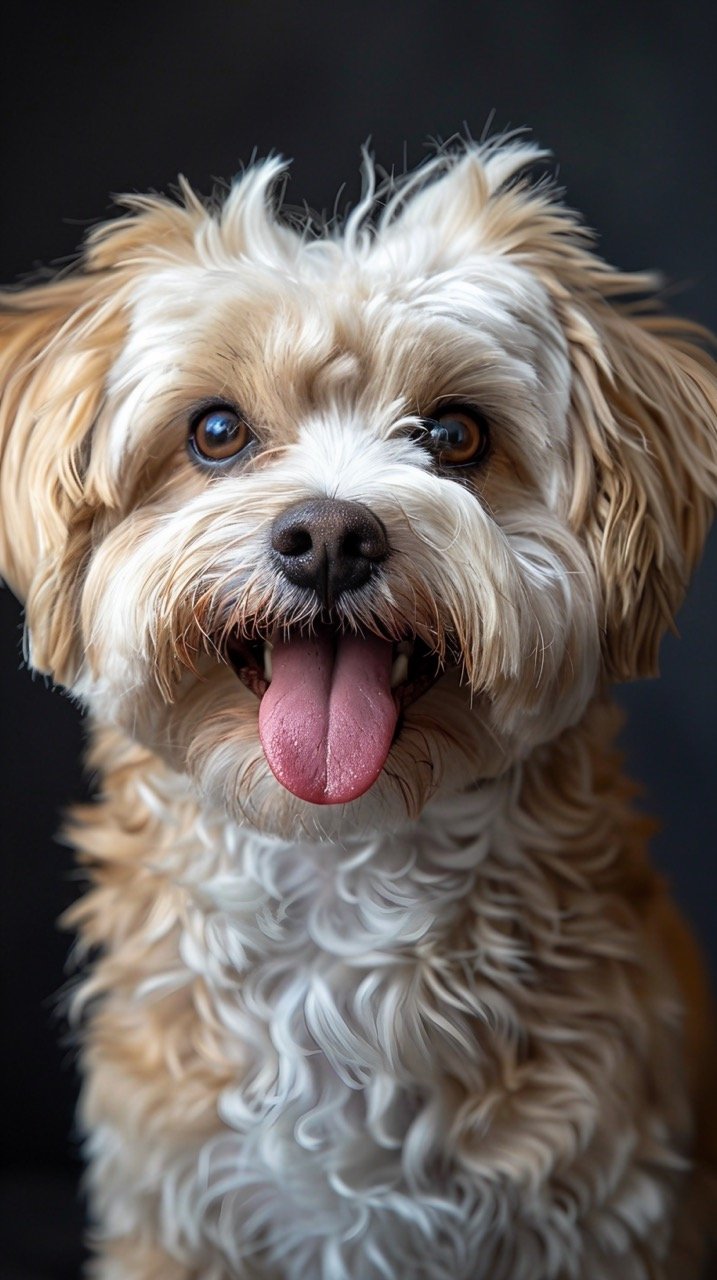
[73,696,652,957]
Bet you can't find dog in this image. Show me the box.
[1,139,716,1279]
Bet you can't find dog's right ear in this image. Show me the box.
[0,274,118,606]
[0,193,203,680]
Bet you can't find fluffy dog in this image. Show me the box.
[1,140,716,1279]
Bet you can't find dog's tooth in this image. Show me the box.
[263,642,273,682]
[390,652,409,688]
[396,639,414,658]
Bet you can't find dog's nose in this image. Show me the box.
[271,498,388,606]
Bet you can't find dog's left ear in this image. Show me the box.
[384,145,717,681]
[562,297,717,679]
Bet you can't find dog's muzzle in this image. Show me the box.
[220,498,443,807]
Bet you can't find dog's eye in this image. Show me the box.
[189,405,253,463]
[416,406,490,467]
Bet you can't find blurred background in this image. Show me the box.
[1,2,715,1275]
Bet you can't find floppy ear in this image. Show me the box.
[0,193,204,683]
[0,275,115,681]
[563,298,717,679]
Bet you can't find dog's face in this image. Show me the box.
[1,145,716,838]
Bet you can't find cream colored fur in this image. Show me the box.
[1,140,716,1278]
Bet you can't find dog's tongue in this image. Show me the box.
[258,630,397,805]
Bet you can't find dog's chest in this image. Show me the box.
[151,815,680,1279]
[181,829,477,1123]
[168,828,502,1273]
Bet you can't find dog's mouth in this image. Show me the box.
[223,626,443,805]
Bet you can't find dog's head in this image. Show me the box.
[1,143,716,837]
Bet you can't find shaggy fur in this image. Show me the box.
[1,139,716,1278]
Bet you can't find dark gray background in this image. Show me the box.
[1,2,715,1275]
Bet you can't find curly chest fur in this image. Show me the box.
[74,716,690,1280]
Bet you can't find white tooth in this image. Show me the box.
[396,639,414,657]
[390,652,409,688]
[263,642,273,682]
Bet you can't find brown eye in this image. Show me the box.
[419,406,490,466]
[190,405,253,462]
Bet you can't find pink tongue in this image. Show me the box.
[258,630,398,805]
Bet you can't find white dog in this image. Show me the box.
[1,140,716,1279]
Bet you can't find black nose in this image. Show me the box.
[271,498,388,607]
